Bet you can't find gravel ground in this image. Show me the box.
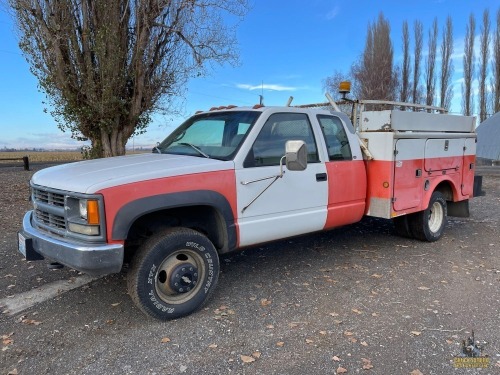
[0,163,499,375]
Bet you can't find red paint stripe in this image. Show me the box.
[96,170,238,242]
[365,160,393,200]
[461,155,476,196]
[324,160,366,229]
[365,155,473,217]
[424,155,463,172]
[393,158,424,211]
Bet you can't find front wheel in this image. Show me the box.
[410,191,447,242]
[127,227,219,320]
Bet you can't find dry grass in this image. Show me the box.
[0,151,82,163]
[0,150,148,164]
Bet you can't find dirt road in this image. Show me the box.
[1,165,499,374]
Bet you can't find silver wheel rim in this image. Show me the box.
[428,201,444,234]
[155,249,205,304]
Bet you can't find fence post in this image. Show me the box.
[23,156,30,171]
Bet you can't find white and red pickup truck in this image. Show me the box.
[18,98,479,320]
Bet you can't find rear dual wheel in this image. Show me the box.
[393,215,413,238]
[127,227,219,320]
[393,191,447,242]
[410,191,447,241]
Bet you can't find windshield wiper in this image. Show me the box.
[178,143,210,158]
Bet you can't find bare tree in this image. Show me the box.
[352,13,398,100]
[424,18,438,107]
[9,0,248,157]
[412,20,423,104]
[493,9,500,113]
[479,9,491,121]
[400,21,411,102]
[462,13,476,116]
[439,16,454,111]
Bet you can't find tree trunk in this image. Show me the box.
[88,129,124,158]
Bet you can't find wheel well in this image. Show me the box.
[435,179,471,218]
[124,205,228,262]
[434,180,455,201]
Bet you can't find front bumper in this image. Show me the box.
[20,211,124,276]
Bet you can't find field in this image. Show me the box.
[0,150,83,163]
[0,149,148,165]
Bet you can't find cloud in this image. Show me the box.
[325,6,340,21]
[236,83,298,92]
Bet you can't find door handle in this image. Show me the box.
[316,173,327,182]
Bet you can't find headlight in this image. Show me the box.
[79,199,100,225]
[79,200,88,219]
[66,198,101,236]
[68,222,100,235]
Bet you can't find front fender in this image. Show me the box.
[111,190,237,251]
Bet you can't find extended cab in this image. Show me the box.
[18,99,477,320]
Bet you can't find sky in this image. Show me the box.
[0,0,497,150]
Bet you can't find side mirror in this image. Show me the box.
[153,142,161,154]
[285,140,307,171]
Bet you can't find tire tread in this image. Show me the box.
[127,227,219,320]
[409,191,447,242]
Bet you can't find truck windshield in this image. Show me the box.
[157,111,261,160]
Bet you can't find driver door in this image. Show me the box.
[235,112,328,247]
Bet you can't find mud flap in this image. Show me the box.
[473,175,485,197]
[447,200,470,218]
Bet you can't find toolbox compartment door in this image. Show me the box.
[393,139,424,211]
[461,137,476,196]
[424,138,464,172]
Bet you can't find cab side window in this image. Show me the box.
[244,113,319,167]
[317,115,352,161]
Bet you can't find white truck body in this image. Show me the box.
[358,108,476,219]
[18,100,478,319]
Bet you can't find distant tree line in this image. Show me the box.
[1,147,44,152]
[325,8,500,120]
[0,147,80,152]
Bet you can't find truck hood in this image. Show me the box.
[31,153,234,194]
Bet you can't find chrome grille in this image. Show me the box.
[33,189,65,207]
[34,209,66,229]
[32,186,66,233]
[29,184,106,242]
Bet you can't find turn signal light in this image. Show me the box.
[87,200,100,225]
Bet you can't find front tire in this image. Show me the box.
[410,191,447,242]
[127,227,219,320]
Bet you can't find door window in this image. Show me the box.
[244,113,319,167]
[317,115,352,161]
